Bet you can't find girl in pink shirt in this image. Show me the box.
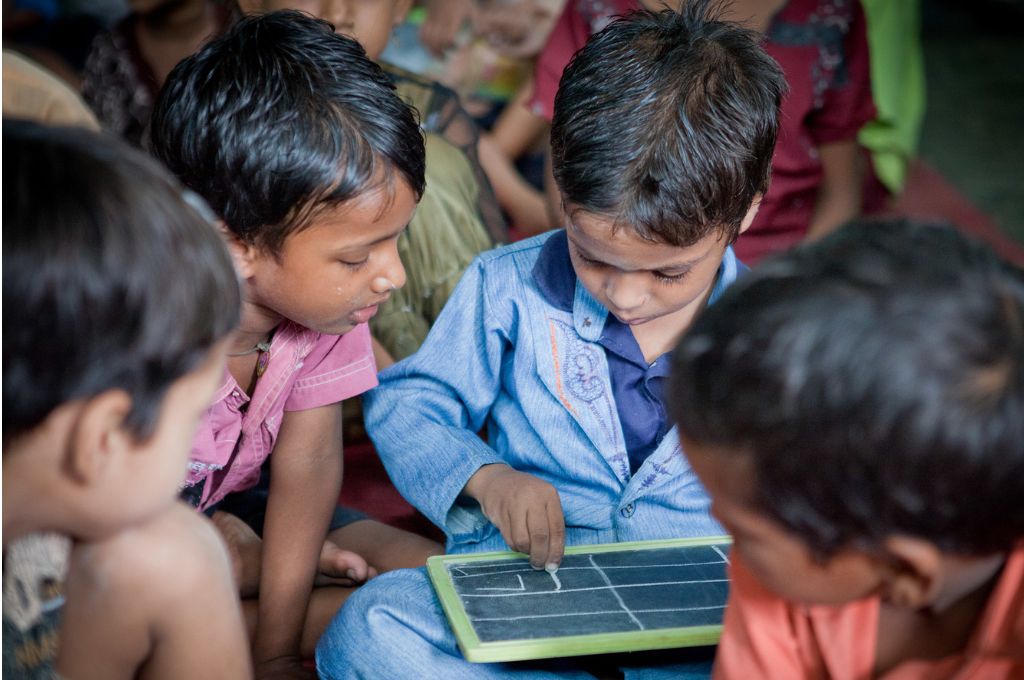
[670,219,1024,679]
[149,12,442,676]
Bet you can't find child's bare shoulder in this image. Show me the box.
[58,504,248,680]
[73,503,231,594]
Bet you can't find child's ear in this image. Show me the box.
[737,194,762,235]
[880,535,944,609]
[217,221,259,280]
[394,0,415,25]
[67,390,135,487]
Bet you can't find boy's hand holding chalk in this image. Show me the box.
[463,463,566,571]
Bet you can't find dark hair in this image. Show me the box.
[551,1,785,246]
[671,219,1024,556]
[2,121,241,442]
[148,10,426,256]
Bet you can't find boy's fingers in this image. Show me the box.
[526,507,551,569]
[503,506,529,556]
[511,514,533,557]
[545,499,566,569]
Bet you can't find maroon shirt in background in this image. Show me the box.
[529,0,876,266]
[529,0,636,121]
[741,0,875,265]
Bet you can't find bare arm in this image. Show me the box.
[478,133,551,235]
[490,81,549,160]
[252,403,343,677]
[805,139,863,242]
[56,504,251,680]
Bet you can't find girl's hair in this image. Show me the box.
[149,10,426,256]
[3,121,241,441]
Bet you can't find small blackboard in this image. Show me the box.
[427,536,731,663]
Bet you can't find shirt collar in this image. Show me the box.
[531,230,608,341]
[532,230,575,312]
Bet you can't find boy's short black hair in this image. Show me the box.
[148,10,426,256]
[551,1,785,247]
[3,121,241,442]
[671,219,1024,556]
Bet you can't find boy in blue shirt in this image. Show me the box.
[317,4,786,678]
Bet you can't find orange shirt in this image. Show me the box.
[714,547,1024,679]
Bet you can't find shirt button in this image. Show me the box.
[232,390,240,398]
[620,503,635,518]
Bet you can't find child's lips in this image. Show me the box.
[615,314,652,326]
[349,304,379,324]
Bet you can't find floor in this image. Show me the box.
[919,0,1024,245]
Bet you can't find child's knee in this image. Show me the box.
[314,581,380,676]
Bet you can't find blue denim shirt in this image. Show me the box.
[534,230,676,473]
[364,231,742,555]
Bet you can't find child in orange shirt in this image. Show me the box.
[670,218,1024,679]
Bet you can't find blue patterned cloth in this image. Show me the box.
[532,231,678,474]
[364,230,741,555]
[318,232,743,679]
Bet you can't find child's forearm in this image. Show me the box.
[490,84,548,160]
[478,133,551,234]
[363,259,509,530]
[806,139,863,242]
[252,405,344,671]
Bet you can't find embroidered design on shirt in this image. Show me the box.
[186,460,225,474]
[552,319,630,481]
[638,445,690,492]
[548,319,579,416]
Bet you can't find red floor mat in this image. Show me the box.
[340,439,443,542]
[884,160,1024,265]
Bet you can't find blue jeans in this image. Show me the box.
[315,567,714,680]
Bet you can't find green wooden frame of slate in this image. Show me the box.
[427,535,732,664]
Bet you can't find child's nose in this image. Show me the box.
[372,250,406,295]
[325,0,353,32]
[605,275,647,312]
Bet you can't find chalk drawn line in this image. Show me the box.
[589,554,644,630]
[473,604,726,623]
[449,559,726,579]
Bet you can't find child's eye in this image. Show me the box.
[340,258,369,270]
[654,270,687,284]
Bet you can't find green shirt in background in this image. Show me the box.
[859,0,926,194]
[373,66,505,361]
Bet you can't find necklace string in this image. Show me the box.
[227,341,271,358]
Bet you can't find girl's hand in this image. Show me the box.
[464,464,566,570]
